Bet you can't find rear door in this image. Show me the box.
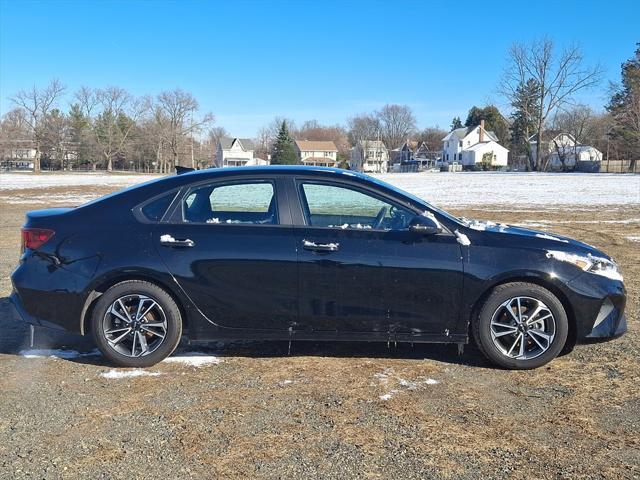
[154,176,298,331]
[290,178,464,336]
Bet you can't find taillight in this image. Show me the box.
[21,228,55,251]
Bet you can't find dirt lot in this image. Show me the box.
[0,178,638,479]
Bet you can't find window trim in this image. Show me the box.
[294,179,417,232]
[173,178,282,226]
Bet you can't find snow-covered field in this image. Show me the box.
[0,172,162,190]
[1,171,639,207]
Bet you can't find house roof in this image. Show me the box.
[295,140,338,152]
[219,137,255,151]
[443,126,499,143]
[527,131,575,144]
[466,140,509,152]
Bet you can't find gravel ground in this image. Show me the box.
[0,176,638,479]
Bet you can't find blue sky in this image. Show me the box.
[1,0,638,137]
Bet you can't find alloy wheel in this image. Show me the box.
[102,294,168,358]
[489,296,556,360]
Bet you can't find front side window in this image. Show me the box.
[183,181,277,224]
[299,182,413,231]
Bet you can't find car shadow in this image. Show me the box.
[0,296,489,368]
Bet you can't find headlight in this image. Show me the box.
[546,250,623,281]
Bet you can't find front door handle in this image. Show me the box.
[160,234,195,248]
[302,239,340,252]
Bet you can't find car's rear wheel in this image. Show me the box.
[91,280,182,367]
[473,282,568,369]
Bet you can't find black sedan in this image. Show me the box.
[10,166,626,369]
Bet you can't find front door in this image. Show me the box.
[154,178,298,331]
[292,180,464,336]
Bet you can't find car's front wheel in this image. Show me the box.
[473,282,568,369]
[91,280,182,367]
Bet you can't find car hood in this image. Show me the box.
[462,219,608,259]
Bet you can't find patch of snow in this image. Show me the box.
[424,378,439,385]
[162,352,221,367]
[422,210,442,228]
[280,379,293,385]
[627,236,640,242]
[535,233,569,243]
[379,390,398,401]
[465,219,497,231]
[19,348,101,359]
[101,369,162,379]
[454,230,471,246]
[0,173,163,190]
[398,379,418,390]
[518,218,640,226]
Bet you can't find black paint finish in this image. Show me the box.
[10,166,626,349]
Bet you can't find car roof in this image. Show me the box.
[178,165,367,181]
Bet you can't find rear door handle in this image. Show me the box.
[160,234,195,248]
[302,239,340,252]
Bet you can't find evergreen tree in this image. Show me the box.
[464,105,510,146]
[450,116,463,130]
[509,79,541,163]
[607,43,640,169]
[271,120,298,165]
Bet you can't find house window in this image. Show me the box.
[459,141,463,148]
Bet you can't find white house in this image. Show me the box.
[0,147,36,170]
[350,140,388,173]
[294,140,338,167]
[528,131,575,164]
[442,120,509,169]
[215,137,269,168]
[528,131,602,170]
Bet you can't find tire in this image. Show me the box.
[472,282,568,370]
[91,280,182,368]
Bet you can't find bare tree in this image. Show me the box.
[552,105,597,170]
[208,126,228,166]
[155,89,214,169]
[376,104,416,150]
[76,86,149,171]
[10,79,66,172]
[347,113,381,147]
[417,126,448,152]
[298,120,350,158]
[500,38,603,170]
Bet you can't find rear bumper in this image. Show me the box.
[9,290,67,331]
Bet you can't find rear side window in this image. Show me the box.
[141,192,176,222]
[183,181,277,225]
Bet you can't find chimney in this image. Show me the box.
[479,120,485,143]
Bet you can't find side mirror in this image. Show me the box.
[408,215,442,235]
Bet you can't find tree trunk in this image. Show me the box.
[534,125,543,171]
[34,146,41,174]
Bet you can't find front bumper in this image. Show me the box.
[566,270,627,341]
[586,306,627,339]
